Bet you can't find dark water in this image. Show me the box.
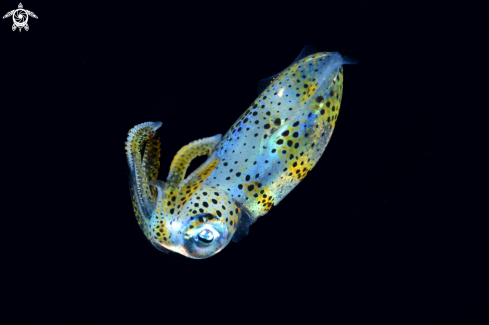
[1,0,487,323]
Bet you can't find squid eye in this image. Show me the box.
[198,229,214,244]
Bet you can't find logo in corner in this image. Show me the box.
[3,3,37,32]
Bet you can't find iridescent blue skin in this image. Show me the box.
[126,46,357,259]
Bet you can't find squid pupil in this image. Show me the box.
[198,229,214,243]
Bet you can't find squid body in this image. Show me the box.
[125,46,357,259]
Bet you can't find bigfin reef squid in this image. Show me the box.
[125,45,358,259]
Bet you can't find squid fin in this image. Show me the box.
[257,45,319,95]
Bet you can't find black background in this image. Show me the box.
[1,0,488,323]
